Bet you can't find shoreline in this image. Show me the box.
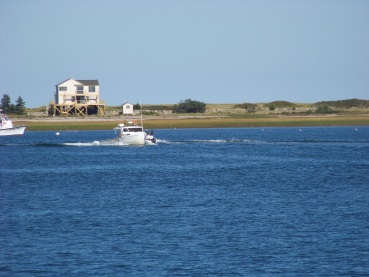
[13,114,369,131]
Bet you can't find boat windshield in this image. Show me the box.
[128,127,143,132]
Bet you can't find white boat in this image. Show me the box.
[146,129,157,143]
[0,109,26,136]
[113,122,147,145]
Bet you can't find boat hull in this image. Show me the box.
[118,131,147,145]
[0,126,26,136]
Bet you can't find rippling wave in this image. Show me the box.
[1,127,369,276]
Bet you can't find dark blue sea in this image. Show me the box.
[1,127,369,276]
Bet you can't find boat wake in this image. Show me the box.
[62,138,160,147]
[166,139,265,144]
[2,138,365,148]
[59,138,368,146]
[63,141,102,147]
[163,139,368,145]
[63,140,130,146]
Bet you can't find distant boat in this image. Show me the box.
[102,99,157,146]
[113,122,148,145]
[96,122,156,146]
[0,109,26,136]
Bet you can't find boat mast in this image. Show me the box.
[140,97,143,128]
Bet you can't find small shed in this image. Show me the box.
[122,102,133,115]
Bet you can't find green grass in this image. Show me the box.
[17,121,118,131]
[15,115,369,131]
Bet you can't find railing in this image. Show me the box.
[58,98,105,105]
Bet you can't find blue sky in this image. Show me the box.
[1,0,368,108]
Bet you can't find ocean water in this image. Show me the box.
[1,126,369,276]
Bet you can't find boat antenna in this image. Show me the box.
[140,97,143,128]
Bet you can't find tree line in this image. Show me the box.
[0,94,26,114]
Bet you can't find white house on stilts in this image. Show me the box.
[50,78,106,116]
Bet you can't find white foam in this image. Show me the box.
[63,142,98,147]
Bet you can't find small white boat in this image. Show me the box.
[146,129,157,144]
[97,122,156,146]
[0,109,26,136]
[114,122,147,145]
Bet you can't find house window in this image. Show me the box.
[89,86,95,92]
[77,86,84,94]
[126,105,130,109]
[59,86,67,91]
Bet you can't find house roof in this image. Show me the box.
[77,80,99,86]
[56,78,99,86]
[56,78,74,86]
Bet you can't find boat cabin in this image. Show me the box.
[116,123,143,133]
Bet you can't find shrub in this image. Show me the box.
[234,103,257,112]
[267,101,296,108]
[316,106,335,114]
[173,99,206,113]
[314,99,369,108]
